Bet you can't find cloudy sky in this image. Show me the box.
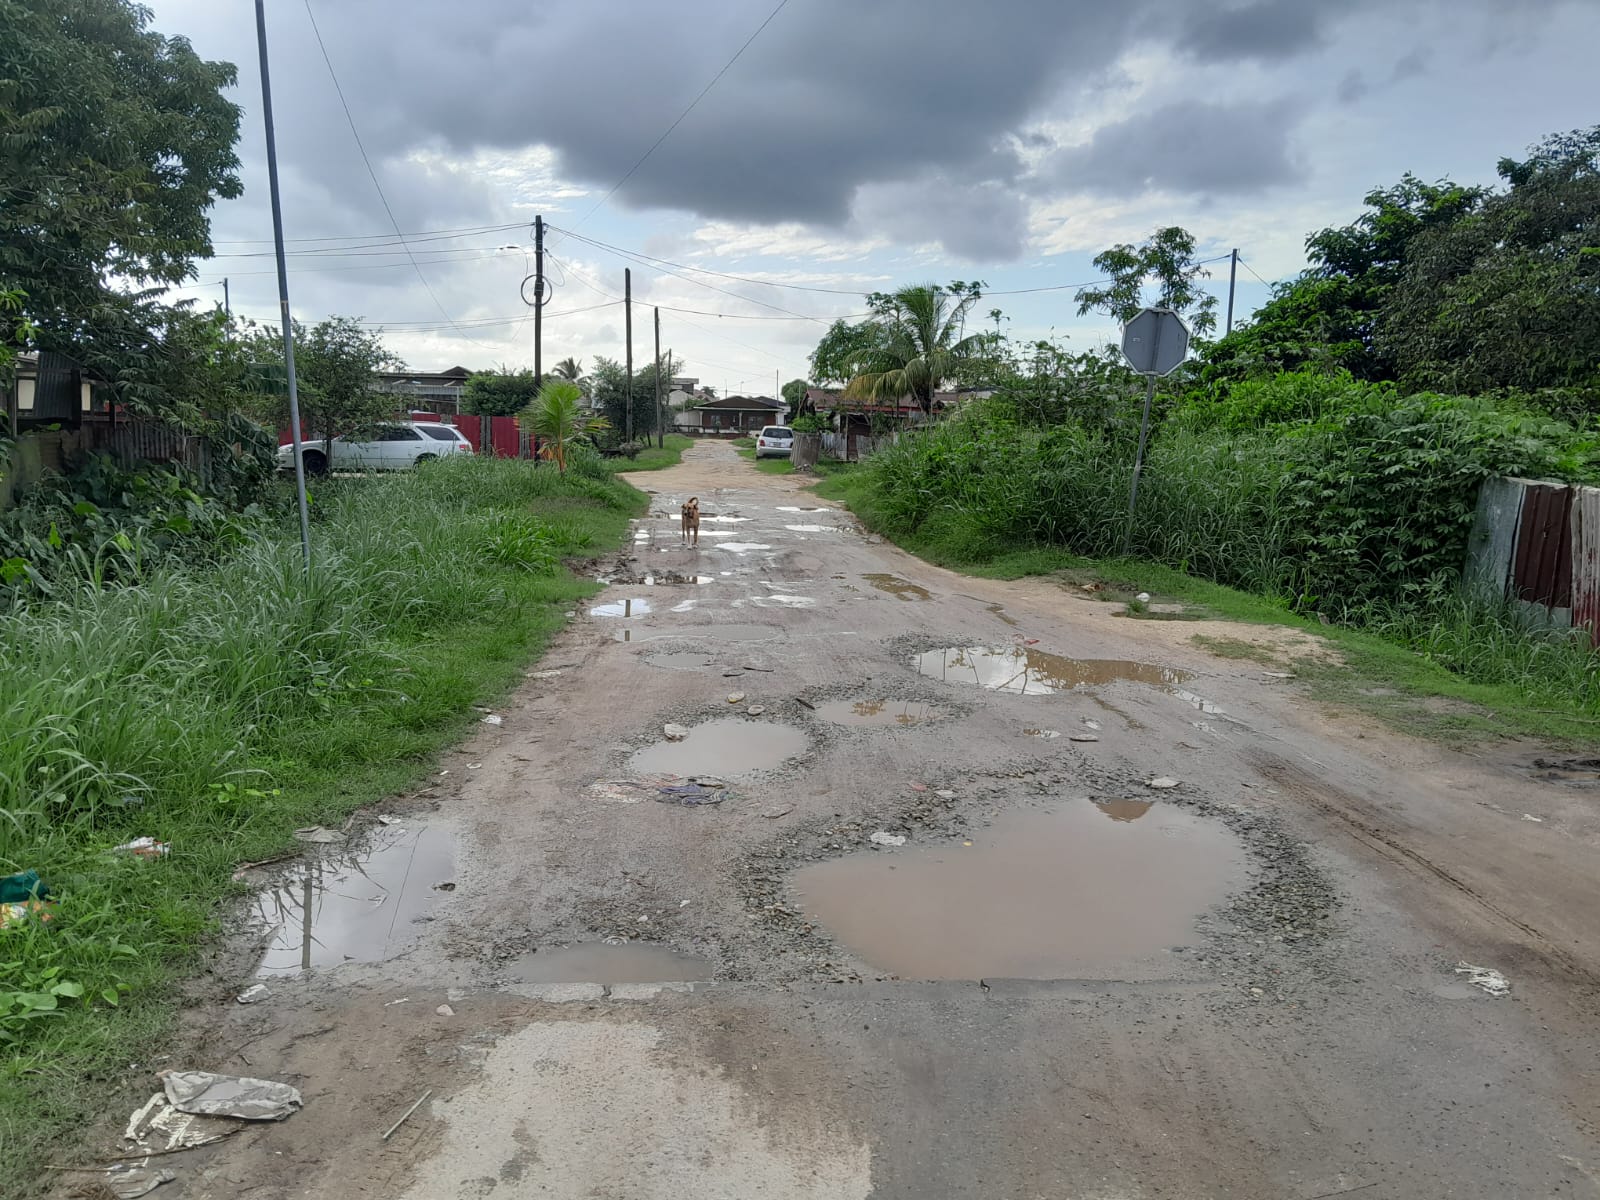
[153,0,1597,395]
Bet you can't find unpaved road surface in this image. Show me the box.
[126,442,1600,1198]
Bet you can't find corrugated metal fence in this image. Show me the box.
[1467,476,1600,640]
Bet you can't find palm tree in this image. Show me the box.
[518,379,608,473]
[843,284,985,415]
[552,357,584,382]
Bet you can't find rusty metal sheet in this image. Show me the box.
[1569,488,1600,644]
[1512,482,1572,607]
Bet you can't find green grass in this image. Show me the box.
[622,433,694,471]
[730,436,755,449]
[0,455,643,1189]
[738,449,858,478]
[817,468,1600,745]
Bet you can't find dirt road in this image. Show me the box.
[154,441,1599,1198]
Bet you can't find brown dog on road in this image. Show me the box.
[681,496,700,546]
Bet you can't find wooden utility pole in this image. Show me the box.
[624,268,633,444]
[533,214,545,385]
[654,306,664,448]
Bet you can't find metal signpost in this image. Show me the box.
[1119,307,1190,554]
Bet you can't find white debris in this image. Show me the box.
[1145,777,1181,790]
[112,837,170,858]
[727,692,746,704]
[162,1071,303,1121]
[1454,962,1511,996]
[869,831,906,846]
[1136,592,1151,603]
[480,714,504,726]
[663,723,690,741]
[436,1004,455,1017]
[935,789,956,799]
[235,984,270,1005]
[1025,728,1061,739]
[1521,813,1544,822]
[467,762,483,770]
[1083,719,1102,730]
[747,705,766,716]
[1069,734,1100,743]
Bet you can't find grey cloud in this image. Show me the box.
[852,176,1030,262]
[1391,49,1431,81]
[1337,71,1371,104]
[1175,0,1330,62]
[1038,100,1305,196]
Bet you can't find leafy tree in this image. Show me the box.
[518,380,608,474]
[1379,127,1600,405]
[1075,227,1219,334]
[588,355,678,443]
[464,368,542,416]
[0,0,242,355]
[243,317,400,463]
[781,378,811,416]
[1203,176,1485,384]
[809,319,889,386]
[842,283,986,415]
[552,357,585,382]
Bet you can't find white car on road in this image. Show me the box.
[277,422,475,474]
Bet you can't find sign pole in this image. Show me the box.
[1122,313,1164,557]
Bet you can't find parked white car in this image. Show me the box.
[277,422,475,474]
[755,425,794,458]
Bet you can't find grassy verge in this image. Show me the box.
[623,433,694,471]
[0,456,642,1188]
[735,447,858,478]
[816,470,1600,745]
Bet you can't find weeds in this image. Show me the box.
[0,455,641,1188]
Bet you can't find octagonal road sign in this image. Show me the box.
[1120,307,1190,377]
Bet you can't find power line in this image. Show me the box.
[554,0,791,243]
[211,219,526,247]
[1236,255,1275,288]
[302,0,486,344]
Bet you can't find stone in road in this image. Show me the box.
[172,441,1600,1199]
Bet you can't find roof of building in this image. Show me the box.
[376,366,473,386]
[691,394,784,411]
[804,387,960,412]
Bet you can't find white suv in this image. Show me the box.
[755,425,794,458]
[277,422,475,474]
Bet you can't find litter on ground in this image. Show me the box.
[112,837,170,858]
[870,831,907,846]
[1454,962,1511,996]
[1145,777,1181,790]
[162,1070,303,1121]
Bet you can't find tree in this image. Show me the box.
[519,380,608,474]
[1380,127,1600,403]
[1074,227,1219,334]
[552,357,585,382]
[809,319,889,387]
[243,317,399,463]
[781,378,811,417]
[464,368,542,416]
[1202,177,1485,384]
[842,283,987,415]
[0,0,242,355]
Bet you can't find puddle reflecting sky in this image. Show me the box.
[253,824,455,975]
[813,698,949,728]
[791,802,1243,980]
[914,646,1192,696]
[629,718,808,777]
[591,597,652,618]
[863,574,932,601]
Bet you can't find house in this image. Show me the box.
[803,387,961,426]
[374,365,473,414]
[677,394,785,434]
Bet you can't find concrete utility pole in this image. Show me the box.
[222,278,230,320]
[654,306,664,448]
[533,214,545,386]
[254,0,312,572]
[624,268,633,445]
[1226,248,1238,336]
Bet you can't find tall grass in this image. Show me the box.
[0,455,641,1188]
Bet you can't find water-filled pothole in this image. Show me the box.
[644,651,718,672]
[591,597,652,618]
[677,624,780,643]
[715,542,773,554]
[789,802,1243,979]
[510,943,711,985]
[863,573,932,601]
[813,698,949,728]
[252,824,456,975]
[630,718,808,777]
[914,646,1191,695]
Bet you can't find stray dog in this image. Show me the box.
[680,496,700,546]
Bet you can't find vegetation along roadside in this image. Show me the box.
[0,452,642,1186]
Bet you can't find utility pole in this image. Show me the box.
[1225,247,1238,336]
[254,0,312,572]
[533,214,545,386]
[222,278,231,320]
[624,268,633,445]
[654,306,663,448]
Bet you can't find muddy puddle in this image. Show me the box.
[252,823,456,975]
[864,573,932,601]
[630,718,808,777]
[777,506,824,513]
[677,624,780,643]
[790,802,1244,979]
[715,542,773,553]
[814,697,950,728]
[591,597,652,618]
[914,645,1191,696]
[510,943,711,985]
[644,651,718,671]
